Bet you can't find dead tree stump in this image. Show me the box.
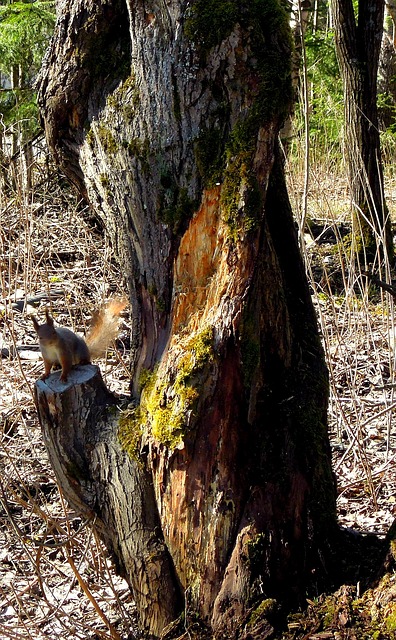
[34,365,182,636]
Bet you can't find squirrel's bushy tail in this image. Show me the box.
[86,298,127,359]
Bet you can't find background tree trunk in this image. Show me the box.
[378,1,396,129]
[38,1,338,637]
[332,0,393,264]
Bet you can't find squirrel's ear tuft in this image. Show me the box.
[45,310,54,326]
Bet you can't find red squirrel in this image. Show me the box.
[32,299,126,382]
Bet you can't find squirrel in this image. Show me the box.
[32,299,126,382]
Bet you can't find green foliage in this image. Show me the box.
[0,1,54,73]
[0,1,55,140]
[296,27,343,156]
[5,90,39,139]
[378,91,396,135]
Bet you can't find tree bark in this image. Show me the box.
[38,1,339,637]
[34,366,182,636]
[378,2,396,129]
[332,0,393,263]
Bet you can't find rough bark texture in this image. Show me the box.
[34,366,182,635]
[38,1,338,637]
[332,0,393,262]
[378,3,396,129]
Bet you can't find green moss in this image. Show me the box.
[99,173,112,197]
[119,328,215,451]
[124,137,150,173]
[118,406,143,460]
[106,72,140,121]
[95,123,118,154]
[385,607,396,632]
[187,1,292,240]
[220,147,262,240]
[147,328,214,446]
[138,367,156,392]
[126,137,146,157]
[119,73,138,93]
[184,327,214,373]
[185,0,292,123]
[147,382,198,446]
[247,598,277,627]
[283,573,396,639]
[85,123,118,154]
[86,128,95,148]
[99,173,110,187]
[150,404,182,445]
[184,0,239,52]
[158,172,197,234]
[194,125,225,187]
[322,602,337,629]
[246,533,266,568]
[156,297,166,313]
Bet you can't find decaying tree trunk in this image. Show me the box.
[37,1,339,637]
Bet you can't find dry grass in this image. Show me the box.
[286,137,396,535]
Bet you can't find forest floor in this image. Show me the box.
[1,156,396,638]
[289,162,396,538]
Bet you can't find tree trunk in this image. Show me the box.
[37,1,339,637]
[281,0,312,146]
[378,2,396,129]
[332,0,393,264]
